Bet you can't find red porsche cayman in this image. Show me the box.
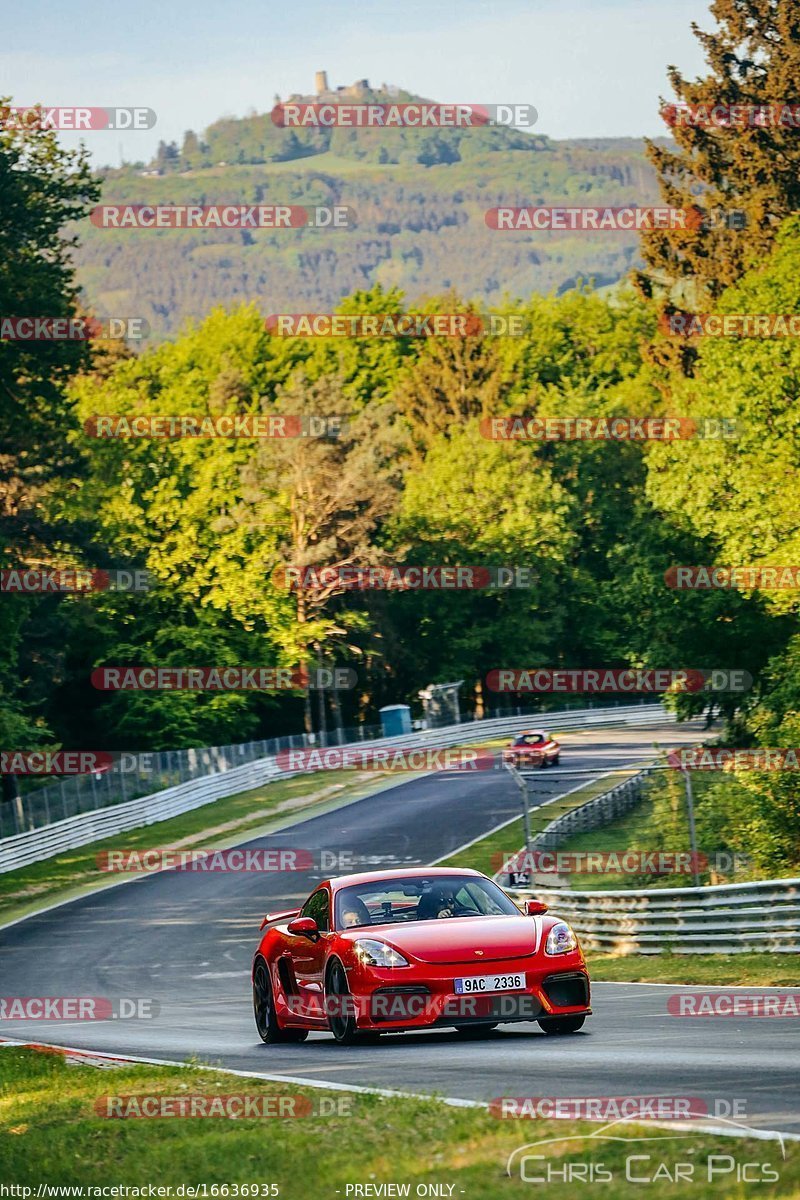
[252,867,590,1044]
[502,730,560,769]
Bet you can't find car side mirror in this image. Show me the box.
[287,916,319,938]
[524,899,548,916]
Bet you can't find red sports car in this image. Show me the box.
[252,867,590,1044]
[503,730,560,769]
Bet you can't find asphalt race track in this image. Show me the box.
[2,721,799,1136]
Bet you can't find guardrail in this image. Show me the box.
[498,758,800,954]
[5,697,671,839]
[508,877,800,955]
[0,702,676,874]
[531,769,652,850]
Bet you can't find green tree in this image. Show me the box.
[635,0,800,372]
[0,97,99,793]
[644,216,800,616]
[384,422,577,710]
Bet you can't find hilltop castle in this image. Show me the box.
[283,73,397,104]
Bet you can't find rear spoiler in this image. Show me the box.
[260,908,301,931]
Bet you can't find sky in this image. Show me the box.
[3,0,711,166]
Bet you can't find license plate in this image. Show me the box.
[453,972,526,994]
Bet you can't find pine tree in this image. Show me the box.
[180,129,202,169]
[634,0,800,373]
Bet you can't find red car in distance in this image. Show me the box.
[252,867,590,1044]
[503,729,561,769]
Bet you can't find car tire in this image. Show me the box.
[537,1015,585,1034]
[253,959,308,1044]
[454,1024,498,1037]
[326,959,363,1045]
[552,754,560,766]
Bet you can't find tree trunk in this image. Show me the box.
[329,668,345,743]
[316,643,328,747]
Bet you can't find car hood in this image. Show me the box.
[344,915,541,964]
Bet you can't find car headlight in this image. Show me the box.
[353,939,409,968]
[545,922,578,955]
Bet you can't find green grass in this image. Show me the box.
[551,772,751,892]
[434,767,800,985]
[552,798,677,890]
[0,768,406,928]
[1,1047,797,1196]
[0,736,506,929]
[586,952,800,986]
[438,771,631,876]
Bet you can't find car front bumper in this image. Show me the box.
[345,956,590,1032]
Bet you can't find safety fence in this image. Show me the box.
[529,769,653,850]
[5,697,665,839]
[497,761,800,954]
[510,877,800,955]
[0,702,675,873]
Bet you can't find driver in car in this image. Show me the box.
[417,886,460,920]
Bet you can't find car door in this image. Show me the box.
[289,887,331,1019]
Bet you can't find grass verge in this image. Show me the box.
[435,769,799,986]
[0,734,507,929]
[587,952,800,987]
[1,1046,797,1196]
[437,771,630,877]
[550,772,749,891]
[0,768,412,929]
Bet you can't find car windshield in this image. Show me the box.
[334,874,521,930]
[514,733,545,746]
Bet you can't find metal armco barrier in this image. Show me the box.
[495,768,653,890]
[0,703,675,874]
[499,761,800,954]
[534,769,652,850]
[509,877,800,955]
